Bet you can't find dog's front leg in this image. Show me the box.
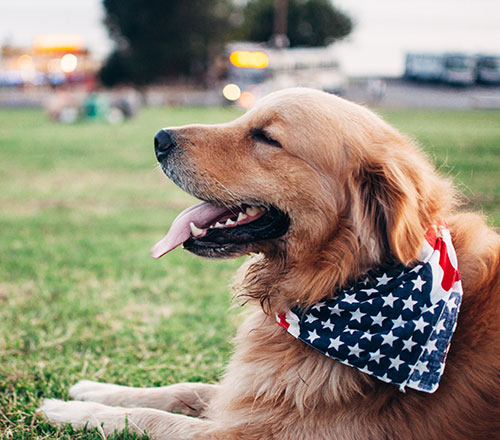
[40,399,215,439]
[69,380,218,417]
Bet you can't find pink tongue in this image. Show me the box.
[151,202,232,259]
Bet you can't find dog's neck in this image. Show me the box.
[238,225,383,314]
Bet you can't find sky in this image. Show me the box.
[335,0,500,76]
[0,0,112,60]
[1,0,500,76]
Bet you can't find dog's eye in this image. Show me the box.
[250,128,282,149]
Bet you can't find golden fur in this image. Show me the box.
[41,88,500,439]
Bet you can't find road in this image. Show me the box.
[344,78,500,109]
[1,79,500,109]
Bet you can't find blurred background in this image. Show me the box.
[1,0,500,115]
[1,2,499,438]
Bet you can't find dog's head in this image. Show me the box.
[153,88,455,307]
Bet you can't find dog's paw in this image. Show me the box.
[39,398,107,428]
[39,398,128,432]
[69,380,124,401]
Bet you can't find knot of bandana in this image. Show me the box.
[276,224,462,393]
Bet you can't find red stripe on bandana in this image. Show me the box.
[277,313,290,331]
[425,221,461,292]
[436,237,461,291]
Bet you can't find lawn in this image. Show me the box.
[0,105,499,439]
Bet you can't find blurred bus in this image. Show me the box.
[476,55,500,85]
[222,43,346,107]
[441,54,476,86]
[405,53,476,86]
[404,53,443,82]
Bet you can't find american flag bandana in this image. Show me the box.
[276,224,462,393]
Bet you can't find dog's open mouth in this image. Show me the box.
[152,201,289,258]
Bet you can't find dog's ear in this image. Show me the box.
[368,158,426,264]
[352,148,441,265]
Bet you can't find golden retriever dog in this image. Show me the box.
[41,88,500,439]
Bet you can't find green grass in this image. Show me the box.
[381,109,500,222]
[0,106,499,439]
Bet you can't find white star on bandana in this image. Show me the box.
[376,273,392,285]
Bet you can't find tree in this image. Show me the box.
[240,0,353,47]
[100,0,233,86]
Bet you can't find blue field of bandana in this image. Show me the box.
[278,260,462,393]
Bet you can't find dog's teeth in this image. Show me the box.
[237,212,248,222]
[215,222,224,228]
[246,206,262,216]
[226,218,235,226]
[189,222,204,237]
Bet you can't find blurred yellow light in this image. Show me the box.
[34,34,84,52]
[229,51,269,69]
[61,54,78,73]
[222,83,241,101]
[238,91,257,109]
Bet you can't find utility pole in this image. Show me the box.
[271,0,289,48]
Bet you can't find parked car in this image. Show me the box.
[476,55,500,85]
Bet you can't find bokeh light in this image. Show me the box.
[61,54,78,73]
[17,54,33,70]
[238,91,257,108]
[222,83,241,101]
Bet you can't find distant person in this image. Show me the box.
[44,86,80,123]
[367,78,387,104]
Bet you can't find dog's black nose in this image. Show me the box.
[154,129,176,162]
